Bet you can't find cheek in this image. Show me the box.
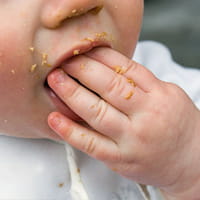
[0,29,31,99]
[106,0,143,57]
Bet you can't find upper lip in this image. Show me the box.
[51,39,111,72]
[44,38,111,87]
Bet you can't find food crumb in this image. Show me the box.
[81,133,86,137]
[29,47,35,52]
[125,91,134,100]
[30,64,37,73]
[72,9,77,14]
[42,53,48,60]
[127,78,136,87]
[83,37,95,42]
[77,168,80,173]
[114,66,126,74]
[95,32,107,39]
[73,49,80,55]
[4,119,8,123]
[58,183,64,188]
[41,53,52,67]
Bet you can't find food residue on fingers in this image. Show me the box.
[125,91,134,100]
[127,78,136,87]
[114,65,126,75]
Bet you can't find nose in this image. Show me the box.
[41,0,104,29]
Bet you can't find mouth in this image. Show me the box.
[44,40,111,121]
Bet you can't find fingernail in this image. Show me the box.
[54,69,66,83]
[50,114,61,128]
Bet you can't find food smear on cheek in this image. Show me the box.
[30,64,37,73]
[28,46,54,74]
[82,32,114,43]
[41,53,52,67]
[29,47,35,52]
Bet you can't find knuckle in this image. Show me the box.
[125,60,139,74]
[92,99,108,124]
[84,137,97,155]
[106,75,127,95]
[66,84,82,101]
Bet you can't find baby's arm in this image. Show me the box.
[47,47,200,200]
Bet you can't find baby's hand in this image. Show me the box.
[47,47,200,199]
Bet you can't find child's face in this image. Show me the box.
[0,0,143,140]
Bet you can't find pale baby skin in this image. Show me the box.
[0,0,200,199]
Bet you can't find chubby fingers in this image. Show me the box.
[61,55,146,115]
[86,47,160,92]
[47,69,128,140]
[48,112,120,162]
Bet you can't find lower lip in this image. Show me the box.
[45,86,82,121]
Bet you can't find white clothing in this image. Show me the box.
[0,41,199,200]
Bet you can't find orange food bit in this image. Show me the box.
[30,64,37,73]
[113,65,126,74]
[95,32,107,38]
[41,53,52,67]
[73,49,80,55]
[83,37,95,42]
[127,78,136,87]
[29,47,35,52]
[125,91,134,100]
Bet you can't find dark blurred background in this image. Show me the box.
[140,0,200,68]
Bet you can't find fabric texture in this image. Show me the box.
[0,41,199,199]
